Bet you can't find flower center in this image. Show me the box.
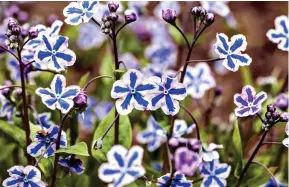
[45,137,51,143]
[248,102,253,107]
[23,176,29,183]
[52,50,57,55]
[164,90,168,95]
[131,89,136,94]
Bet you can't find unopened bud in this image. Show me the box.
[190,6,202,18]
[108,1,119,12]
[124,10,137,23]
[94,138,103,150]
[162,9,177,24]
[280,112,289,122]
[73,91,88,113]
[204,13,215,26]
[267,104,276,112]
[28,27,39,39]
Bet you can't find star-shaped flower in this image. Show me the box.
[173,119,195,138]
[63,1,98,25]
[201,143,223,162]
[282,122,289,147]
[37,112,55,130]
[111,69,156,115]
[150,74,187,116]
[234,85,267,117]
[0,94,15,124]
[36,74,80,113]
[2,165,45,187]
[214,33,252,72]
[174,147,201,176]
[27,125,67,158]
[34,35,76,72]
[266,15,289,51]
[98,145,145,187]
[200,159,231,187]
[137,115,167,152]
[184,63,216,99]
[157,172,192,187]
[59,155,84,174]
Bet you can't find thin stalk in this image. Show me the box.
[180,105,201,140]
[116,22,128,37]
[91,17,101,27]
[252,161,279,187]
[236,130,269,187]
[0,45,19,61]
[186,58,224,65]
[50,108,75,187]
[31,68,59,74]
[24,60,35,67]
[192,178,203,184]
[17,48,32,164]
[20,38,30,51]
[0,85,22,91]
[83,75,113,91]
[118,61,127,69]
[261,141,282,146]
[111,20,120,145]
[172,24,190,50]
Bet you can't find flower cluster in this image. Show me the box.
[5,19,21,49]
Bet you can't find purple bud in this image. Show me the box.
[190,7,201,18]
[108,1,119,12]
[1,81,12,97]
[267,104,276,112]
[272,111,280,120]
[265,112,271,119]
[12,88,22,100]
[124,10,137,23]
[11,25,21,35]
[162,9,177,24]
[204,13,215,26]
[109,12,118,21]
[73,91,88,112]
[28,27,39,39]
[199,8,207,19]
[280,112,289,122]
[8,19,18,30]
[274,93,288,111]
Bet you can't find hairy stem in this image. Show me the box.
[17,48,32,164]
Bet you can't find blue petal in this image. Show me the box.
[44,98,57,107]
[216,46,228,55]
[244,86,254,103]
[82,1,89,8]
[56,52,73,62]
[88,1,98,11]
[26,169,37,180]
[230,54,250,64]
[213,176,225,187]
[69,16,82,24]
[151,93,164,107]
[61,89,79,98]
[169,88,186,95]
[136,84,155,91]
[58,99,71,110]
[203,176,213,187]
[280,19,288,34]
[226,55,236,70]
[42,35,52,51]
[37,51,52,61]
[4,178,23,186]
[230,38,244,52]
[54,76,63,94]
[53,36,67,51]
[114,86,130,94]
[67,7,83,14]
[130,71,138,89]
[103,169,120,175]
[134,92,149,107]
[253,93,266,105]
[127,170,140,177]
[165,95,175,113]
[165,77,173,90]
[235,95,248,106]
[127,151,139,168]
[52,55,62,70]
[236,107,251,115]
[120,94,132,110]
[218,34,229,51]
[29,142,45,155]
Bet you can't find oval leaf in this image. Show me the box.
[56,142,89,156]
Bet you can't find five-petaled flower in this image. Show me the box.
[63,1,98,25]
[157,172,192,187]
[98,145,145,187]
[201,143,223,162]
[111,69,155,115]
[200,159,231,187]
[59,155,84,174]
[234,85,267,117]
[34,35,76,72]
[266,15,289,51]
[184,63,216,99]
[137,115,167,152]
[173,119,195,138]
[2,165,45,187]
[282,122,289,147]
[36,74,80,114]
[27,125,67,158]
[214,33,252,72]
[150,74,187,116]
[0,94,15,124]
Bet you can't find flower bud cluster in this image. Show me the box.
[5,19,21,49]
[263,104,289,131]
[190,6,215,26]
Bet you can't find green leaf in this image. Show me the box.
[38,157,54,177]
[100,54,114,85]
[91,107,132,162]
[0,120,26,147]
[78,72,90,88]
[243,167,277,187]
[56,142,89,156]
[0,143,16,161]
[232,120,244,178]
[240,66,253,86]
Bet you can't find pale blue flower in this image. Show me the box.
[173,119,195,138]
[157,172,192,187]
[201,143,223,162]
[98,145,145,187]
[36,74,80,114]
[0,94,15,124]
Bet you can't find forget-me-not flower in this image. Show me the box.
[2,165,45,187]
[200,159,231,187]
[59,155,84,174]
[137,115,167,152]
[27,125,67,158]
[173,119,195,138]
[150,74,187,116]
[63,1,98,25]
[201,143,223,162]
[184,63,216,99]
[111,69,156,115]
[266,15,288,51]
[214,33,252,72]
[157,172,192,187]
[34,35,76,72]
[0,94,15,124]
[98,145,145,187]
[234,85,267,117]
[36,74,80,114]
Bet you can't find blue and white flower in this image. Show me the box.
[234,85,267,117]
[37,112,55,130]
[27,125,67,158]
[24,20,63,51]
[150,74,187,116]
[214,33,252,72]
[137,115,167,152]
[36,74,80,113]
[200,159,231,187]
[201,143,223,162]
[63,1,98,25]
[111,69,156,115]
[266,15,289,51]
[145,42,177,68]
[157,172,192,187]
[184,63,216,99]
[3,165,45,187]
[282,122,289,147]
[98,145,145,187]
[173,119,195,138]
[34,35,76,72]
[59,155,84,174]
[0,94,15,124]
